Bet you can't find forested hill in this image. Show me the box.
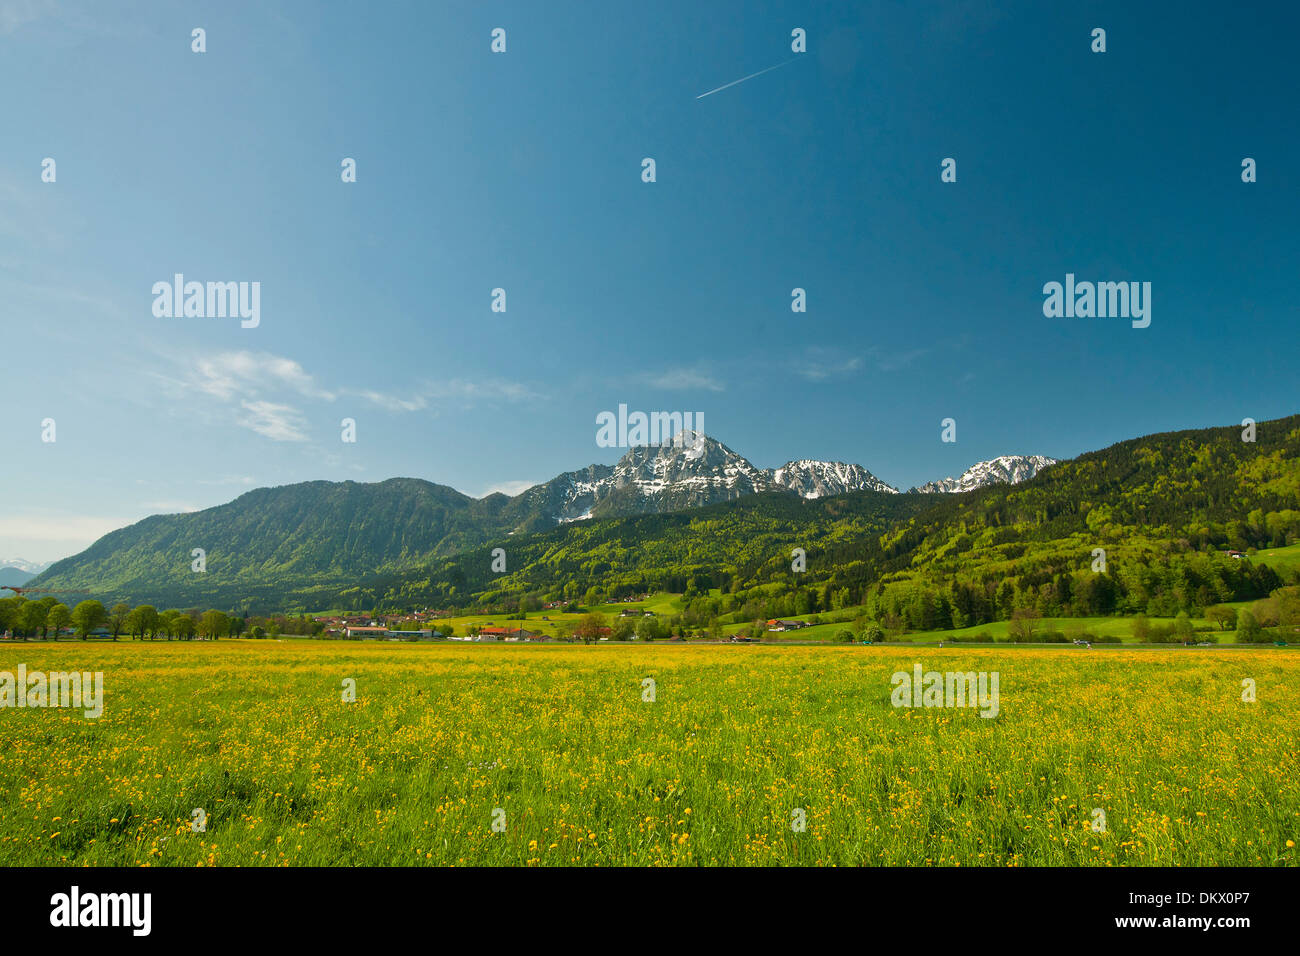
[845,415,1300,625]
[30,415,1300,616]
[31,478,528,606]
[883,414,1300,560]
[383,415,1300,620]
[375,488,931,611]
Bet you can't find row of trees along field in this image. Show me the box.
[0,595,325,641]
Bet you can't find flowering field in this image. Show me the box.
[0,641,1296,866]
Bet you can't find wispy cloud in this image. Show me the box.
[430,378,538,404]
[793,349,864,382]
[145,350,324,442]
[356,390,428,413]
[636,365,725,392]
[191,351,334,402]
[791,346,930,380]
[354,377,539,412]
[0,0,57,36]
[237,400,309,442]
[871,347,929,372]
[146,349,540,443]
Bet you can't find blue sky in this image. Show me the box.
[2,0,1297,563]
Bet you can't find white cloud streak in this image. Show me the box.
[636,366,725,392]
[237,400,309,442]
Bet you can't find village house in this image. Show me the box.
[474,626,545,642]
[766,619,810,632]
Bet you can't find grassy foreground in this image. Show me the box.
[1,641,1296,866]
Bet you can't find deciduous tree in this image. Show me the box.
[70,600,106,640]
[45,603,71,641]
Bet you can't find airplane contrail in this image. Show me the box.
[696,57,800,99]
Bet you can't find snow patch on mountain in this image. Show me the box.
[0,558,53,575]
[767,460,898,497]
[911,455,1058,494]
[531,435,900,523]
[510,437,1055,526]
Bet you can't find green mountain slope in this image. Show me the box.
[382,415,1300,623]
[0,567,36,588]
[377,488,931,610]
[844,416,1300,627]
[32,415,1300,620]
[32,478,526,608]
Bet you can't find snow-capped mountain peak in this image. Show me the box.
[911,454,1058,494]
[0,557,53,575]
[606,434,771,502]
[767,460,898,497]
[511,437,1055,526]
[525,435,902,523]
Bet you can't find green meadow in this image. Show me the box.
[0,641,1296,867]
